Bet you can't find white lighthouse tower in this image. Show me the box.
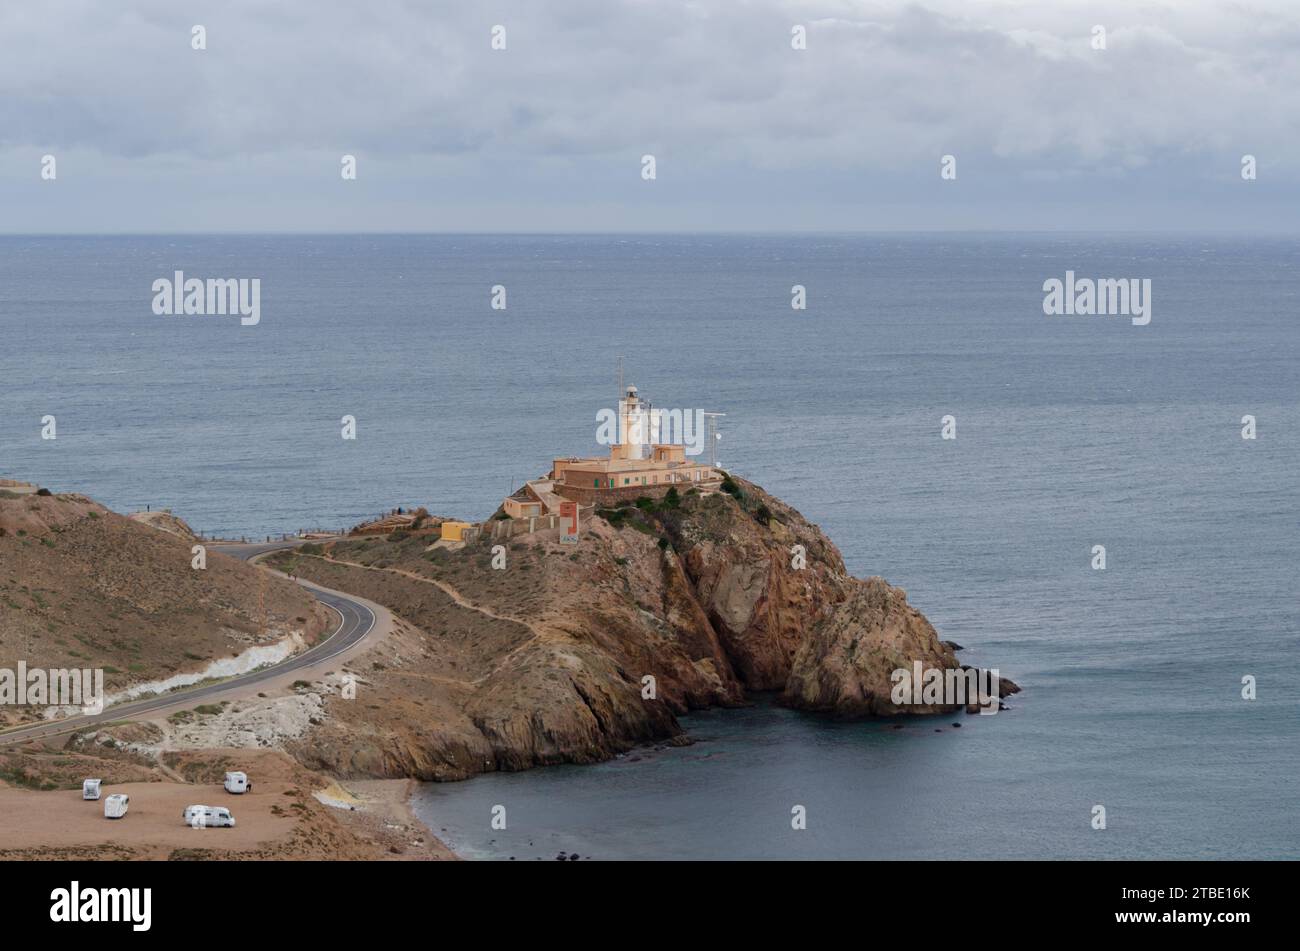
[616,384,653,460]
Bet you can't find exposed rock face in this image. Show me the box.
[126,509,200,542]
[606,477,846,697]
[272,476,1014,781]
[781,577,960,716]
[348,507,435,536]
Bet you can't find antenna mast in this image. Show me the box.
[702,412,726,469]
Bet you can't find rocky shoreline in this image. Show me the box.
[2,475,1018,860]
[265,475,1019,782]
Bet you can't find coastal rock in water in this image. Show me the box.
[780,576,961,716]
[961,668,1021,713]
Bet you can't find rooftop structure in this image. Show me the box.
[502,383,724,516]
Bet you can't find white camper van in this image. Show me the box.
[103,794,129,819]
[183,805,236,828]
[223,771,250,794]
[82,778,102,800]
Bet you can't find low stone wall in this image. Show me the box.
[553,481,719,506]
[553,484,669,506]
[478,504,602,541]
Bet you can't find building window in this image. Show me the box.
[594,478,599,487]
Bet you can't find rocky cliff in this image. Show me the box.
[782,575,1014,716]
[268,476,1015,781]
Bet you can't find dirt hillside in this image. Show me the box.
[0,490,329,728]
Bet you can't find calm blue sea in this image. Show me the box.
[2,234,1296,858]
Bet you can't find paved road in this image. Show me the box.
[0,539,374,746]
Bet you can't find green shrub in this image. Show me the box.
[598,508,627,528]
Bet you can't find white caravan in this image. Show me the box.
[103,794,129,819]
[223,771,250,794]
[183,805,236,828]
[82,778,102,800]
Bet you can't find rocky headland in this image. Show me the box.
[0,475,1018,859]
[2,475,1016,788]
[262,476,1018,781]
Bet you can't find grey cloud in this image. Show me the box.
[0,0,1296,231]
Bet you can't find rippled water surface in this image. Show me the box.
[4,234,1296,858]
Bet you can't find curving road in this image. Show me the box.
[0,539,377,746]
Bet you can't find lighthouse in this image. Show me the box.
[501,374,724,517]
[616,385,654,460]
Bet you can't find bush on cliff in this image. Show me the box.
[598,507,627,528]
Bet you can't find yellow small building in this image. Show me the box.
[440,520,472,541]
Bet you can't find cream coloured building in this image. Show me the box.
[502,385,722,514]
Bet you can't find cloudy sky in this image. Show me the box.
[1,0,1297,232]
